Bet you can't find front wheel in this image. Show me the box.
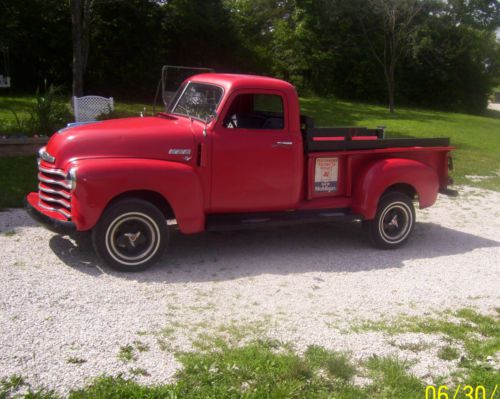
[92,199,169,272]
[366,192,415,249]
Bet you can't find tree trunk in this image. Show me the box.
[71,0,84,97]
[386,65,395,113]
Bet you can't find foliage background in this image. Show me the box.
[0,0,499,112]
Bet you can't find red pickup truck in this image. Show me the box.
[26,73,455,271]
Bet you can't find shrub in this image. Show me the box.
[8,82,72,137]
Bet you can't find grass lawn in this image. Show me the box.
[1,94,499,208]
[0,156,37,209]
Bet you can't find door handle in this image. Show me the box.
[273,141,293,147]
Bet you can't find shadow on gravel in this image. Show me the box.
[48,221,500,282]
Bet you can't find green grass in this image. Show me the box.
[0,156,37,209]
[300,97,500,190]
[352,308,500,396]
[1,340,424,399]
[128,368,150,377]
[117,345,136,363]
[0,95,37,135]
[437,345,460,361]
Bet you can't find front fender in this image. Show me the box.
[70,158,205,233]
[351,158,439,219]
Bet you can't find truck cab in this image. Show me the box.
[26,73,455,271]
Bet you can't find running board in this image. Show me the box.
[206,209,363,231]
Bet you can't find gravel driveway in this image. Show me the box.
[1,186,499,394]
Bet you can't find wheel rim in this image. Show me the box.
[105,212,161,266]
[378,202,413,244]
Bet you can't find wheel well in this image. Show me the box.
[108,190,175,219]
[382,183,417,201]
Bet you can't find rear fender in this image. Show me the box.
[351,158,439,219]
[70,158,204,233]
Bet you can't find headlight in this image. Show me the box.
[38,146,55,163]
[67,167,77,190]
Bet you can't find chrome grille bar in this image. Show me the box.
[39,193,71,209]
[38,184,71,200]
[37,161,72,220]
[38,165,66,178]
[38,174,72,190]
[38,202,71,218]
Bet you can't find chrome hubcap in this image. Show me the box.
[378,202,412,244]
[105,212,160,266]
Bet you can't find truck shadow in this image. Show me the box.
[49,221,500,282]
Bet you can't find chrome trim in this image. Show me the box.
[38,184,71,200]
[168,148,192,155]
[58,121,102,134]
[38,201,71,219]
[38,147,55,163]
[39,193,71,209]
[38,174,71,189]
[67,167,77,190]
[39,165,66,177]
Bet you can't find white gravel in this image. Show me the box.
[0,185,499,395]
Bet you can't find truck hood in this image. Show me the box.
[46,116,197,169]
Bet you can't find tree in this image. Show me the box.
[86,0,165,99]
[402,10,500,112]
[359,0,424,112]
[447,0,500,31]
[0,0,71,91]
[70,0,93,96]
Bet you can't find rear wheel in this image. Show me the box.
[366,192,415,249]
[92,199,168,271]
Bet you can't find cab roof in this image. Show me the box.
[186,73,296,93]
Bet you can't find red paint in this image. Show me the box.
[27,73,453,233]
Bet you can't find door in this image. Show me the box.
[210,90,299,213]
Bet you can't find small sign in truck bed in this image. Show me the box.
[26,73,456,271]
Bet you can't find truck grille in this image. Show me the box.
[37,162,72,219]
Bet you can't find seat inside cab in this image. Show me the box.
[223,93,284,130]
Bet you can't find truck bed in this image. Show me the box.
[305,127,450,152]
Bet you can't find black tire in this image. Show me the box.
[366,192,415,249]
[92,199,168,272]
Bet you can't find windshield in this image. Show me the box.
[168,82,223,121]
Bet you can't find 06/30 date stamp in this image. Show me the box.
[425,385,498,399]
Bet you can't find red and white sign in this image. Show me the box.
[314,157,338,192]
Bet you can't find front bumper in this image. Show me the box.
[25,192,76,234]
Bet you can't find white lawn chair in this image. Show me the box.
[72,95,114,122]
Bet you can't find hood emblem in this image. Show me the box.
[168,149,192,155]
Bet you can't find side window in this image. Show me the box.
[223,93,284,130]
[254,94,283,114]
